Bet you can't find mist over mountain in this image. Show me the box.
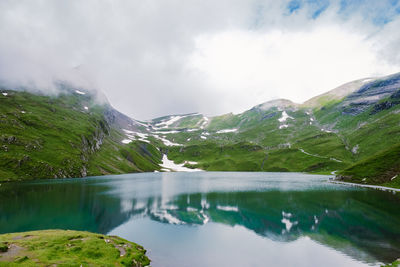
[1,0,400,119]
[0,72,399,188]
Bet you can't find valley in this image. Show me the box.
[1,73,400,188]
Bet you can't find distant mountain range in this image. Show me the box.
[1,73,399,187]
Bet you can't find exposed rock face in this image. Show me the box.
[370,101,400,115]
[81,127,107,154]
[261,112,278,120]
[104,107,143,132]
[341,73,400,116]
[341,101,373,115]
[0,136,17,144]
[303,78,375,108]
[78,119,111,177]
[390,89,400,99]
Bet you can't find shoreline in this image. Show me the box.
[330,180,400,193]
[0,171,332,184]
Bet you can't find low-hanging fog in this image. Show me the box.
[0,0,400,119]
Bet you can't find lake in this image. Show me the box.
[1,172,400,266]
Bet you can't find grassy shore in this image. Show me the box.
[336,144,400,189]
[384,259,400,267]
[0,230,150,266]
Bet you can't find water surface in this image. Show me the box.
[1,172,400,266]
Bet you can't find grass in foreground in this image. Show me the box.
[0,230,150,267]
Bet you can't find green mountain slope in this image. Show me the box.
[0,85,161,181]
[146,72,400,184]
[337,144,400,188]
[1,72,399,185]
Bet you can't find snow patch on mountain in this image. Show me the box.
[200,116,209,129]
[352,144,359,154]
[152,134,181,146]
[123,129,150,143]
[278,111,293,122]
[184,160,198,165]
[133,120,149,128]
[152,130,180,134]
[160,154,201,172]
[155,115,184,129]
[75,90,85,95]
[216,128,238,134]
[277,111,294,129]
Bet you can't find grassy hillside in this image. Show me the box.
[1,73,399,185]
[337,144,400,188]
[0,88,161,181]
[0,230,150,266]
[158,105,353,174]
[150,73,400,185]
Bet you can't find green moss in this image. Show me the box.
[0,230,150,266]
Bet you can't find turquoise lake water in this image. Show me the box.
[1,172,400,266]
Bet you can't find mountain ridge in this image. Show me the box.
[1,72,400,187]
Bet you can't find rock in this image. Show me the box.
[80,166,87,177]
[6,136,17,144]
[341,74,400,116]
[351,144,359,155]
[17,155,30,167]
[390,89,400,99]
[261,112,278,120]
[370,101,400,115]
[25,140,42,151]
[342,102,371,116]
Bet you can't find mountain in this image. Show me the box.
[144,72,400,184]
[1,72,399,186]
[0,83,162,181]
[302,77,375,108]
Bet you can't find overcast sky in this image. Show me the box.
[1,0,400,119]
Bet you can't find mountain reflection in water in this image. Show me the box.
[1,172,400,266]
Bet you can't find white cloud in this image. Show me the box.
[188,26,399,114]
[0,0,399,119]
